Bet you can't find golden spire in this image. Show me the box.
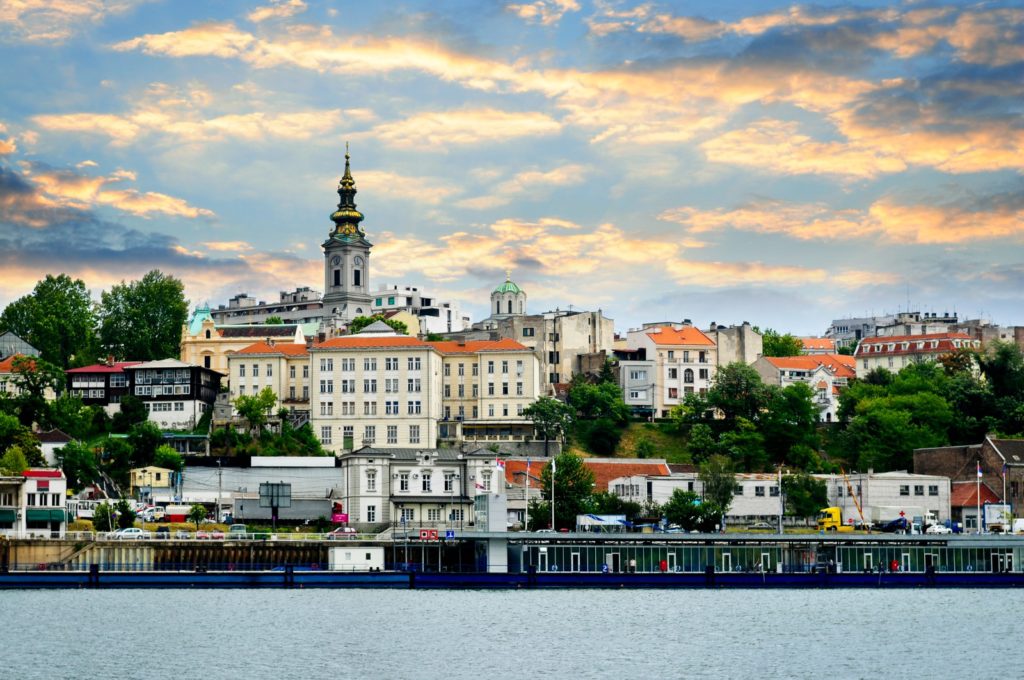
[331,142,364,236]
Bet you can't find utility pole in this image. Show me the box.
[217,460,223,523]
[550,457,556,530]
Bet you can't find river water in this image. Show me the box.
[1,589,1018,679]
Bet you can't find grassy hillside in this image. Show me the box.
[567,421,691,464]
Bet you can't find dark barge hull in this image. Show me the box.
[2,570,1023,589]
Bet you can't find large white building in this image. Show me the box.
[853,332,980,378]
[370,284,471,335]
[814,470,952,524]
[0,469,68,538]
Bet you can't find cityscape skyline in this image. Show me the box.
[1,0,1022,335]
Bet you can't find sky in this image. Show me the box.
[0,0,1022,336]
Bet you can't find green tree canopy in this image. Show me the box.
[112,395,148,432]
[540,453,596,530]
[760,382,820,464]
[661,489,720,532]
[523,397,573,457]
[0,274,97,368]
[782,472,828,517]
[188,503,207,529]
[0,411,43,466]
[43,393,95,440]
[708,362,771,422]
[699,454,736,519]
[10,355,65,428]
[153,444,183,472]
[114,498,137,529]
[234,386,278,437]
[348,314,408,335]
[93,502,115,532]
[759,328,804,357]
[127,421,163,468]
[98,270,189,361]
[264,316,284,325]
[56,441,99,492]
[567,380,629,424]
[0,446,28,475]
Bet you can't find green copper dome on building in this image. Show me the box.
[493,271,522,294]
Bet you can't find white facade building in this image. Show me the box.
[622,324,718,418]
[814,470,952,524]
[371,284,471,335]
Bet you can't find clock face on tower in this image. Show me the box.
[331,256,341,266]
[354,256,363,266]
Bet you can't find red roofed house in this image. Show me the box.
[0,354,57,401]
[853,332,980,378]
[620,323,718,418]
[65,360,142,416]
[800,337,836,355]
[0,469,68,538]
[950,482,1001,532]
[752,354,856,422]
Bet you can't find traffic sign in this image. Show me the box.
[445,530,455,539]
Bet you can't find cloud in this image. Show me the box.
[660,189,1024,245]
[16,162,213,220]
[507,0,580,27]
[248,0,306,24]
[0,0,146,43]
[356,170,462,205]
[32,82,354,146]
[457,163,588,209]
[371,108,561,149]
[0,138,15,155]
[201,241,253,252]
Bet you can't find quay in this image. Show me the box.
[2,532,1024,588]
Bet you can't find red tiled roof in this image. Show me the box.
[763,354,855,379]
[315,336,428,349]
[66,361,141,374]
[503,460,545,487]
[0,354,35,373]
[428,339,529,354]
[585,460,672,490]
[23,469,63,478]
[646,326,715,347]
[855,332,977,358]
[235,342,309,357]
[800,337,835,350]
[950,481,1000,507]
[35,429,72,443]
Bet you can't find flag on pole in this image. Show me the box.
[977,461,983,478]
[1002,463,1008,478]
[495,458,506,471]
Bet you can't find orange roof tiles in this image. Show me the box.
[800,337,835,350]
[315,336,428,349]
[0,354,36,373]
[428,339,529,354]
[764,354,856,380]
[236,342,309,356]
[646,326,715,346]
[950,481,1000,507]
[855,332,977,358]
[502,458,672,490]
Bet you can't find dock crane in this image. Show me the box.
[840,468,866,528]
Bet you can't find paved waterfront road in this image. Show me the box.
[1,589,1016,679]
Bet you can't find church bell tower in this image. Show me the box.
[322,145,373,327]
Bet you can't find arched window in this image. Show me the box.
[204,330,211,339]
[333,269,341,287]
[496,301,500,314]
[683,368,694,383]
[507,300,512,314]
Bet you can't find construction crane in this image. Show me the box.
[840,468,865,525]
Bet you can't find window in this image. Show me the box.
[385,378,398,393]
[363,425,376,444]
[458,363,465,376]
[668,368,678,379]
[516,382,523,396]
[320,358,333,372]
[400,508,415,522]
[385,357,398,371]
[289,366,296,379]
[755,486,765,497]
[450,509,464,522]
[364,402,377,415]
[698,351,706,363]
[482,470,492,491]
[668,387,678,399]
[629,370,647,381]
[444,385,451,398]
[914,485,924,496]
[320,401,333,416]
[487,361,494,374]
[472,385,478,397]
[343,425,353,441]
[239,365,246,377]
[303,366,309,379]
[407,357,421,371]
[473,406,479,418]
[252,364,259,377]
[444,364,451,377]
[110,374,127,388]
[408,400,421,415]
[770,486,780,497]
[516,360,523,375]
[667,350,674,360]
[523,327,534,337]
[387,425,398,445]
[502,383,509,395]
[409,425,420,444]
[427,508,441,522]
[302,386,309,400]
[458,384,464,398]
[363,379,377,393]
[320,426,332,444]
[516,404,524,416]
[502,360,509,373]
[366,505,376,522]
[488,404,494,417]
[444,472,455,493]
[266,363,273,377]
[364,469,377,492]
[699,368,709,380]
[683,369,694,384]
[899,485,910,496]
[400,473,409,491]
[364,358,377,371]
[320,379,333,394]
[342,379,355,393]
[385,400,399,415]
[422,472,432,492]
[734,485,744,495]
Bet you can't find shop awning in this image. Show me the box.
[0,509,16,523]
[26,509,65,522]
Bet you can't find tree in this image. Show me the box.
[10,355,64,427]
[718,417,767,471]
[708,362,771,423]
[523,397,573,457]
[264,316,284,325]
[112,395,148,432]
[98,270,189,361]
[635,438,656,459]
[699,454,736,521]
[686,423,718,462]
[540,453,596,530]
[0,446,28,475]
[348,314,408,335]
[114,498,136,529]
[93,502,115,532]
[100,436,134,488]
[153,444,183,472]
[598,359,616,385]
[0,274,97,368]
[128,421,163,468]
[0,412,43,466]
[55,441,99,492]
[591,491,642,521]
[234,386,278,437]
[43,393,94,440]
[760,328,804,357]
[781,472,828,517]
[187,503,207,530]
[568,381,629,423]
[760,382,820,463]
[662,489,720,532]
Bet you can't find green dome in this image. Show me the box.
[493,279,522,294]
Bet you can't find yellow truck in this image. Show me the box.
[817,507,855,532]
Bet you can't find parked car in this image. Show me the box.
[926,524,953,535]
[327,527,358,540]
[747,522,774,531]
[155,526,170,539]
[195,530,224,540]
[109,527,152,540]
[228,524,249,540]
[174,529,191,539]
